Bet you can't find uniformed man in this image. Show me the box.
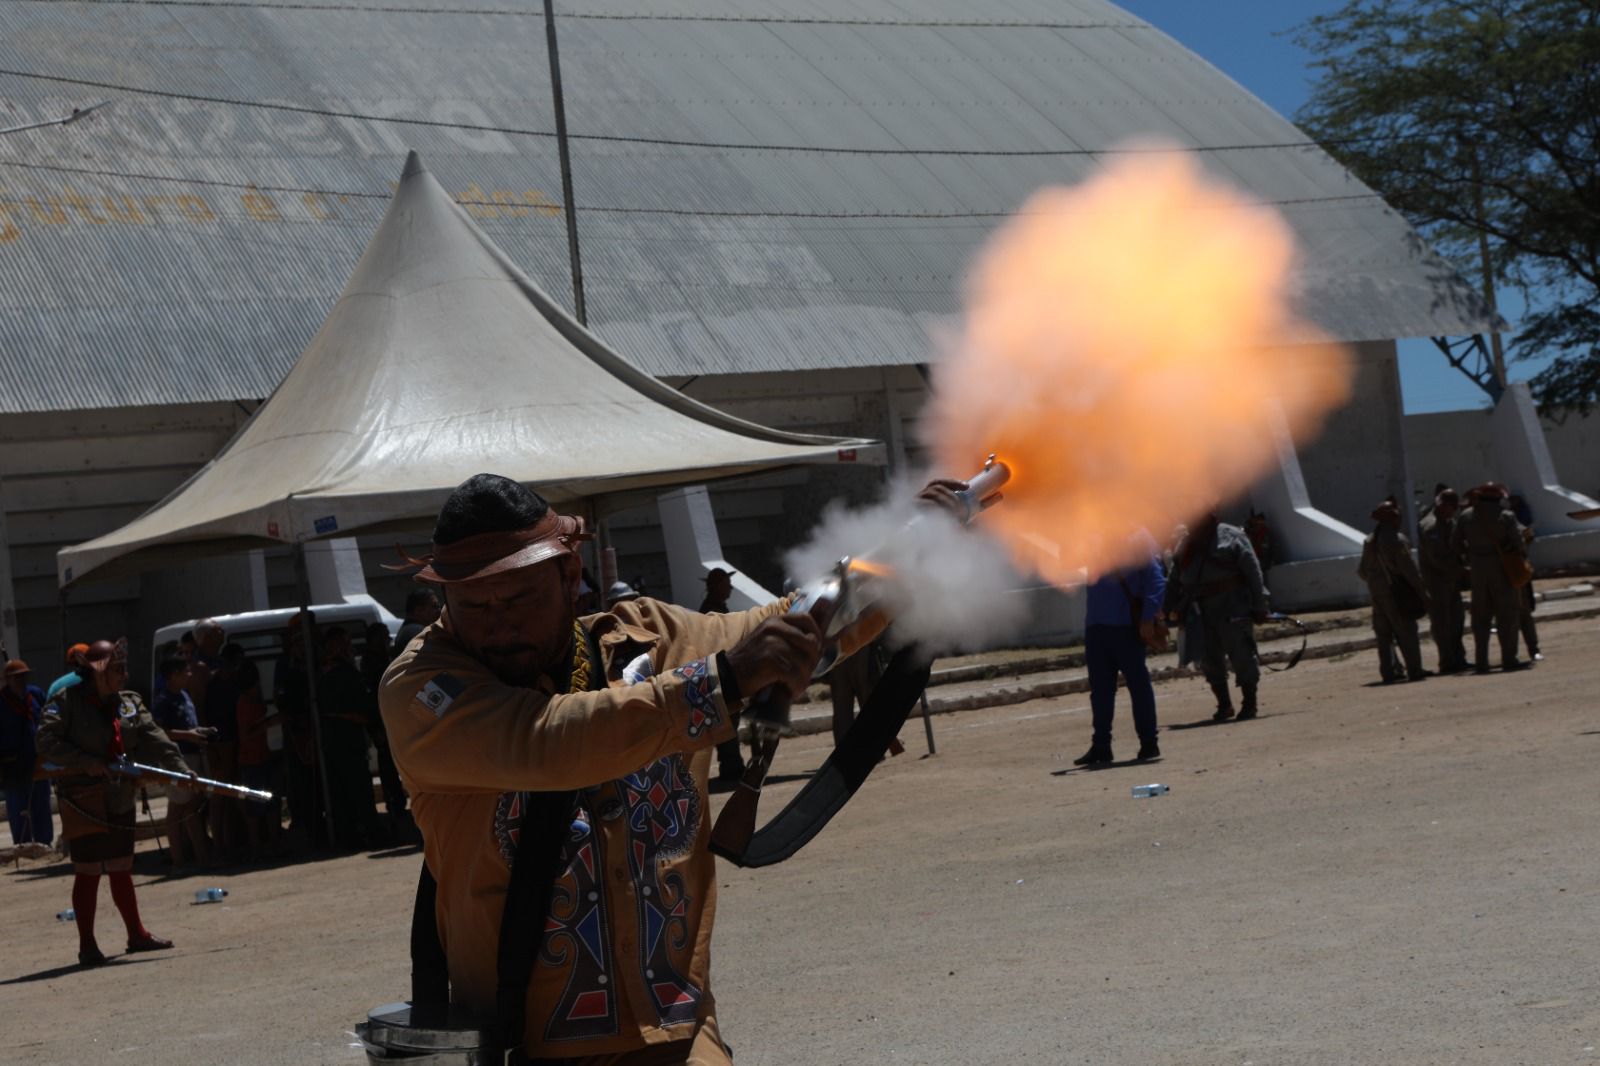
[1164,511,1270,721]
[1416,489,1468,673]
[1450,482,1531,673]
[1508,493,1543,661]
[35,639,196,966]
[1356,499,1430,683]
[379,473,961,1065]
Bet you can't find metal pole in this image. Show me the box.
[919,691,936,756]
[543,0,587,325]
[294,543,340,849]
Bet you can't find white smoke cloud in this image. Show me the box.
[783,475,1032,657]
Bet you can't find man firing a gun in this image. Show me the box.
[35,639,197,966]
[376,472,966,1065]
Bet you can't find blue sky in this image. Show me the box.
[1115,1,1536,414]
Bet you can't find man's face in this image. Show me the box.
[6,673,26,696]
[95,661,128,698]
[1436,500,1458,520]
[198,628,224,657]
[445,555,579,687]
[411,594,442,625]
[707,573,732,601]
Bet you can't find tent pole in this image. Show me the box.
[295,542,341,850]
[56,585,68,667]
[543,0,586,325]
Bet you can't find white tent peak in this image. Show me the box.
[59,152,883,588]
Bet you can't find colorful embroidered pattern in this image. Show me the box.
[542,806,620,1042]
[621,758,703,1027]
[670,657,719,740]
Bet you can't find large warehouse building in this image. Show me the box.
[0,0,1588,676]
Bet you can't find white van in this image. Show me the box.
[151,597,403,723]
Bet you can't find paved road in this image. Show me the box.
[3,612,1596,1065]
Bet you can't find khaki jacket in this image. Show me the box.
[380,595,787,1059]
[1357,526,1426,602]
[35,682,187,829]
[1451,502,1524,563]
[1416,512,1463,585]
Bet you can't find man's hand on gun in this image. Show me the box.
[725,613,826,703]
[916,477,1001,520]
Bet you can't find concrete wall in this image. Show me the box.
[1294,340,1414,532]
[0,401,256,686]
[1405,405,1600,506]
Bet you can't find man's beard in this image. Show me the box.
[482,635,573,689]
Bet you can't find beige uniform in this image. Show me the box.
[1416,512,1467,672]
[35,684,187,853]
[381,596,786,1063]
[1356,526,1428,681]
[1450,503,1526,667]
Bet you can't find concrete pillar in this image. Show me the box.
[657,485,777,609]
[0,478,18,658]
[1487,384,1600,569]
[1245,404,1369,611]
[1489,384,1600,534]
[304,536,369,605]
[1249,405,1368,562]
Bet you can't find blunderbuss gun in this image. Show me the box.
[709,454,1012,868]
[39,757,275,803]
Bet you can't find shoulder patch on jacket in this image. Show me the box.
[416,672,466,717]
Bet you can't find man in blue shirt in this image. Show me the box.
[1,659,55,844]
[1074,530,1167,766]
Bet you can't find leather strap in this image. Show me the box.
[410,862,449,1010]
[711,646,931,868]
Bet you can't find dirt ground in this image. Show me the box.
[4,612,1597,1066]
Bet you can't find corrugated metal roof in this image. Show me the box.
[0,0,1494,413]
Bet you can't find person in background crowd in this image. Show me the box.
[1075,529,1168,765]
[1165,511,1270,722]
[150,656,215,870]
[234,659,283,857]
[1243,510,1273,578]
[361,622,412,836]
[606,579,641,608]
[317,626,383,849]
[274,612,323,850]
[1162,523,1188,577]
[1417,488,1469,674]
[1416,481,1449,529]
[47,643,90,702]
[1452,482,1530,673]
[1,659,54,846]
[192,627,246,859]
[1507,493,1543,661]
[1356,498,1430,684]
[395,590,442,655]
[698,566,747,786]
[36,639,195,966]
[576,566,601,615]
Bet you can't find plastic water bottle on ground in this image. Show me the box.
[1131,783,1169,798]
[56,908,75,921]
[193,887,228,903]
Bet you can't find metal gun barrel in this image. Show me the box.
[109,759,275,803]
[743,454,1011,739]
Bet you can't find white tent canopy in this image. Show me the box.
[59,152,882,588]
